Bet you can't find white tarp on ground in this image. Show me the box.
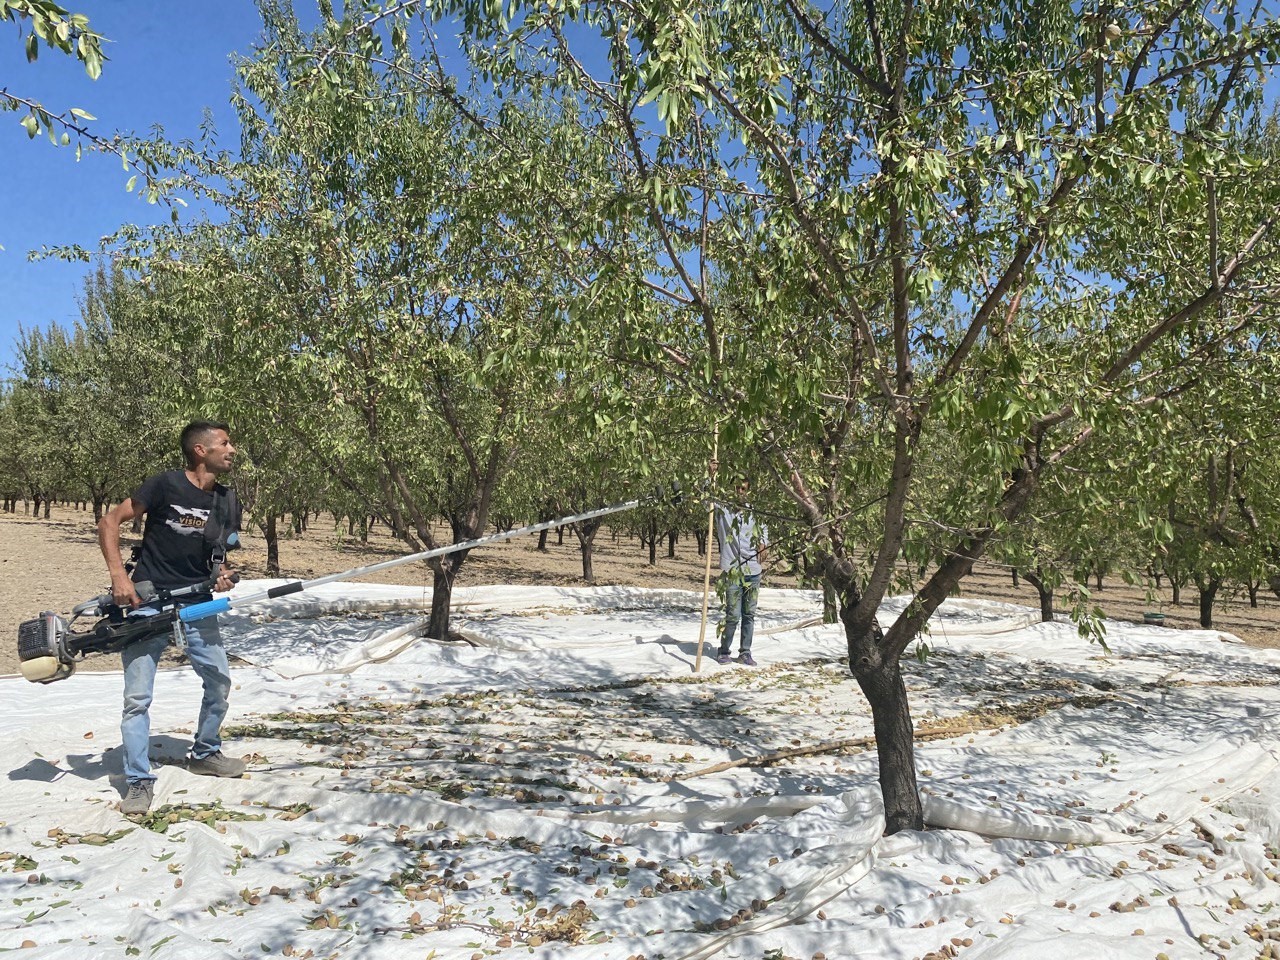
[2,582,1279,959]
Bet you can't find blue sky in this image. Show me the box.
[0,0,264,372]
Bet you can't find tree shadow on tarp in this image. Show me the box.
[220,599,1280,840]
[222,612,427,673]
[910,685,1280,846]
[231,646,801,807]
[222,580,817,678]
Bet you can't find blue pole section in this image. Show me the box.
[178,597,231,621]
[178,495,656,625]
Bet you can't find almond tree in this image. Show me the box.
[103,6,585,639]
[329,0,1280,833]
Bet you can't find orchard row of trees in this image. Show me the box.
[0,265,715,587]
[9,0,1280,833]
[5,254,1277,634]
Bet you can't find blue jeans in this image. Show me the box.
[719,573,761,655]
[121,608,231,784]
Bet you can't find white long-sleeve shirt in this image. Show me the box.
[715,506,768,576]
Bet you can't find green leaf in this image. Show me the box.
[69,107,96,121]
[20,113,38,138]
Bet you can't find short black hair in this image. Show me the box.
[180,420,230,467]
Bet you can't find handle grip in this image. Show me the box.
[178,598,231,623]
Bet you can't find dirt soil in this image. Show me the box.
[3,505,1277,678]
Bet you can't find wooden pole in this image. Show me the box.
[694,325,725,673]
[693,435,719,672]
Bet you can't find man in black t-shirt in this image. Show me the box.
[98,420,246,816]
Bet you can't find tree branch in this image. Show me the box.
[697,75,895,403]
[777,0,891,99]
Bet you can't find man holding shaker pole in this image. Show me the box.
[98,420,246,815]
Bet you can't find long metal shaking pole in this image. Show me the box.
[693,437,719,673]
[178,496,650,624]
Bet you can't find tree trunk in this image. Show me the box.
[265,514,280,577]
[822,582,839,625]
[43,499,51,519]
[667,530,678,559]
[428,567,453,639]
[1021,569,1055,622]
[1011,568,1019,587]
[1198,577,1220,629]
[1249,580,1260,608]
[647,519,658,565]
[574,522,600,582]
[1171,580,1181,605]
[426,552,469,639]
[851,654,922,835]
[827,460,1041,836]
[557,526,565,546]
[537,528,549,552]
[825,569,924,834]
[694,528,707,556]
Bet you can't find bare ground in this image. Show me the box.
[2,504,1277,677]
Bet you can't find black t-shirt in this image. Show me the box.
[131,470,242,594]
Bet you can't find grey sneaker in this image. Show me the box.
[737,652,757,666]
[187,751,246,778]
[715,651,732,665]
[121,780,154,816]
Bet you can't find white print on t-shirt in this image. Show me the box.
[164,504,209,536]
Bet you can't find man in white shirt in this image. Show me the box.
[714,476,769,666]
